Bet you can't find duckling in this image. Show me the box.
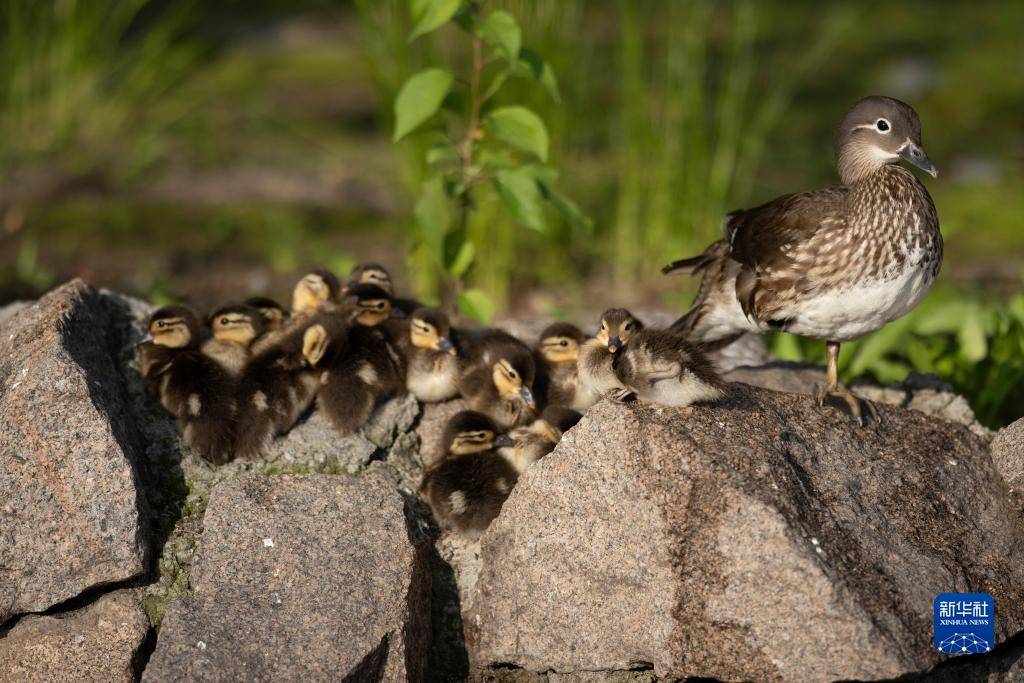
[139,306,235,464]
[202,304,264,376]
[458,330,537,429]
[308,318,404,436]
[251,270,340,355]
[613,329,727,407]
[232,323,326,459]
[533,322,599,412]
[244,296,288,332]
[578,308,643,399]
[388,307,459,402]
[420,410,518,539]
[345,262,421,317]
[500,405,583,471]
[342,283,393,327]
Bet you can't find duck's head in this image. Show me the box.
[301,324,330,368]
[410,308,456,355]
[344,283,392,326]
[596,308,642,353]
[835,96,937,184]
[209,305,264,347]
[539,405,583,436]
[143,306,201,349]
[537,322,585,364]
[244,296,287,332]
[491,347,536,408]
[292,269,340,314]
[442,410,513,455]
[347,262,394,296]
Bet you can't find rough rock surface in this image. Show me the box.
[991,417,1024,508]
[466,385,1024,681]
[0,280,148,624]
[0,590,149,682]
[143,471,432,682]
[726,363,993,438]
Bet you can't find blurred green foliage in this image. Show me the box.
[0,0,1021,425]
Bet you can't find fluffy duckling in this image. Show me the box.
[612,330,727,407]
[345,262,420,317]
[458,330,537,429]
[244,296,288,332]
[342,283,393,327]
[232,323,326,459]
[388,307,459,402]
[533,322,599,412]
[420,410,518,539]
[500,405,582,471]
[292,269,341,315]
[202,304,264,376]
[307,319,403,436]
[139,306,235,464]
[578,308,643,399]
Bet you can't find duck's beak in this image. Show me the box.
[899,142,938,178]
[138,332,154,346]
[520,386,536,409]
[607,336,622,353]
[436,337,456,355]
[494,433,515,448]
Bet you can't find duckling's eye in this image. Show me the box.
[876,118,890,132]
[559,340,568,347]
[508,369,518,379]
[157,321,166,328]
[220,317,229,325]
[625,323,634,331]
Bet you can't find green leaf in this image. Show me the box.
[539,181,593,233]
[486,106,549,161]
[426,142,459,165]
[494,167,544,231]
[476,10,520,61]
[477,149,517,170]
[409,0,461,41]
[458,288,494,324]
[414,176,450,261]
[517,48,561,102]
[393,68,453,141]
[446,240,476,277]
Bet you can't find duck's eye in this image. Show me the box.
[157,321,166,328]
[625,323,634,331]
[508,369,518,379]
[559,340,568,347]
[876,118,890,132]
[220,317,229,325]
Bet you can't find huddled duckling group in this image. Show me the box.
[138,264,727,536]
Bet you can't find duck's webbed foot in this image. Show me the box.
[815,386,880,427]
[607,388,635,404]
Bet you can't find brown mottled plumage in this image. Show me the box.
[202,304,264,377]
[500,405,583,471]
[420,411,518,539]
[665,96,941,424]
[387,307,459,402]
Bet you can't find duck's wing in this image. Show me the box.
[726,185,849,321]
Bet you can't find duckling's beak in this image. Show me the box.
[607,336,622,353]
[138,332,154,345]
[520,386,536,408]
[437,337,456,355]
[494,434,516,448]
[899,142,938,178]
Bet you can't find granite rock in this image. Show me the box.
[143,472,432,682]
[0,590,149,682]
[466,385,1024,681]
[0,280,148,624]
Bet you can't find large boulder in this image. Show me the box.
[143,471,432,682]
[466,385,1024,681]
[0,280,148,624]
[991,417,1024,509]
[0,590,149,682]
